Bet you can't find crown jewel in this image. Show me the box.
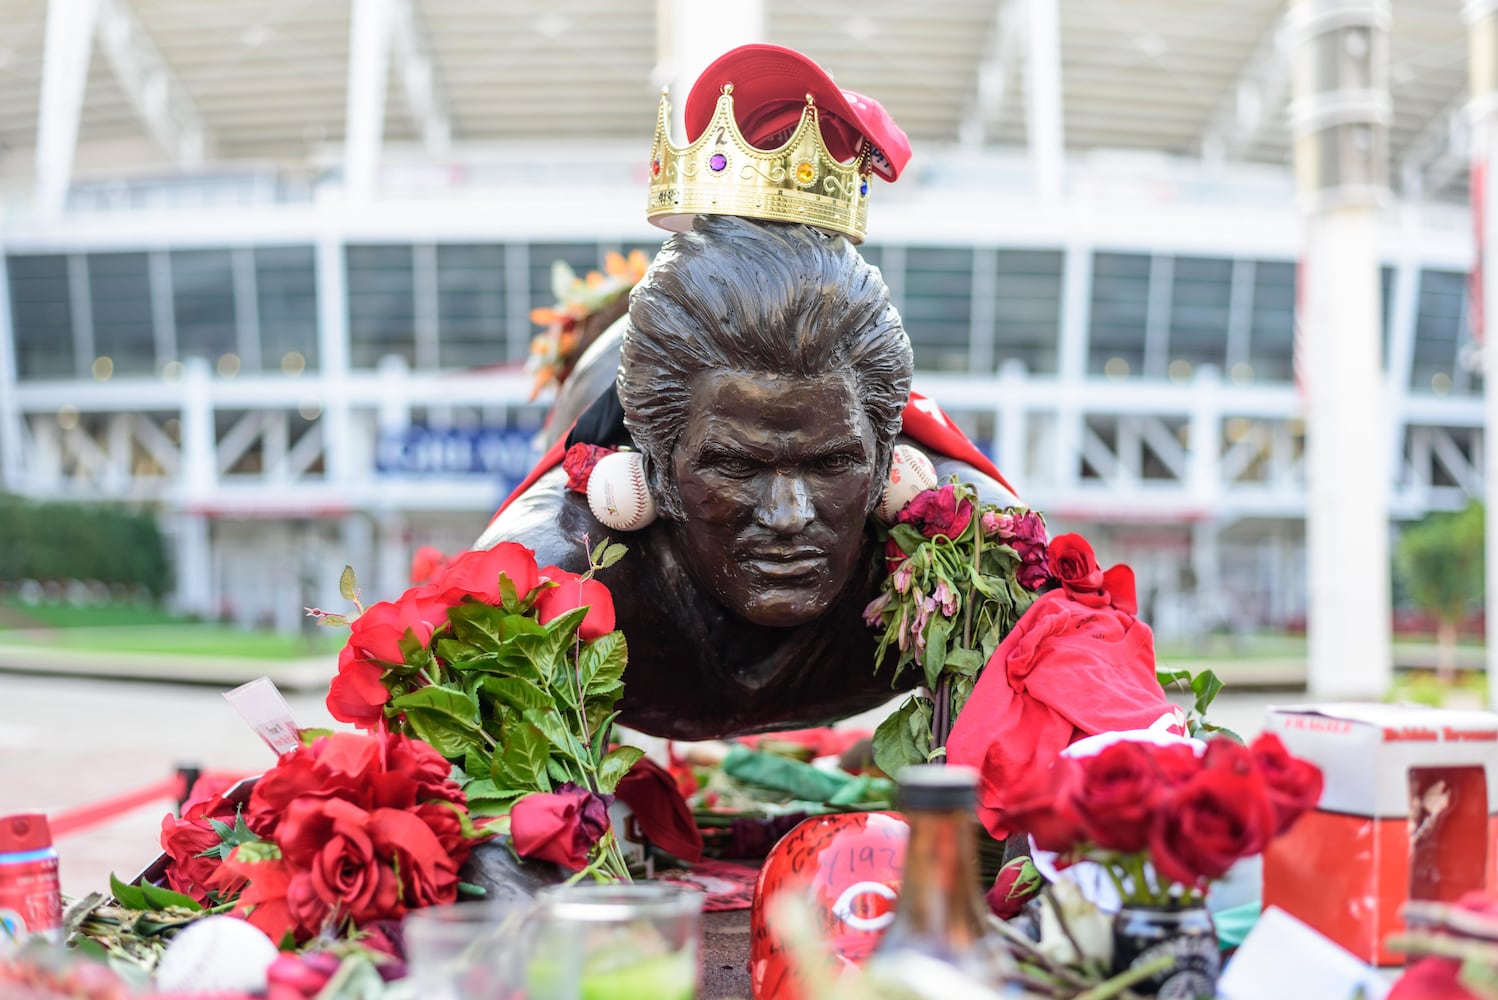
[647,84,874,244]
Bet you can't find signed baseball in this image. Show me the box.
[587,450,657,530]
[876,444,939,522]
[154,914,279,994]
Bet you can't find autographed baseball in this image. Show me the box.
[586,450,657,530]
[876,444,939,522]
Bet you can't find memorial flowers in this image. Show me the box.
[864,478,1049,774]
[996,733,1323,904]
[317,539,640,881]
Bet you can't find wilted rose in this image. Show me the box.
[510,784,614,871]
[896,484,974,540]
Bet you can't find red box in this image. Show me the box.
[1262,703,1498,966]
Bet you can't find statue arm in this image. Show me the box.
[473,467,595,574]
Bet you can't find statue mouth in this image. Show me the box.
[742,547,826,579]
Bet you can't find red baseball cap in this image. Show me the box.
[683,44,911,182]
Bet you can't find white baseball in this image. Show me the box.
[586,450,657,530]
[876,444,939,522]
[154,915,279,994]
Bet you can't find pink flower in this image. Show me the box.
[892,562,914,595]
[509,784,614,871]
[863,592,892,627]
[896,484,974,540]
[934,579,958,617]
[981,511,1014,538]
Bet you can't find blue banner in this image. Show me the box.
[376,426,540,493]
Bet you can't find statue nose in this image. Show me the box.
[758,471,814,534]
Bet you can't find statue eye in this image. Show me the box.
[709,454,757,477]
[815,453,859,473]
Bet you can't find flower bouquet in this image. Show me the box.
[318,538,645,881]
[863,480,1049,775]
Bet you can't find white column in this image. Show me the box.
[660,0,764,134]
[1053,241,1091,492]
[344,0,393,202]
[1290,0,1393,699]
[1467,0,1498,709]
[1024,0,1065,203]
[173,357,215,616]
[35,0,99,218]
[316,233,354,486]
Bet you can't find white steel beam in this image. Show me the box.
[388,0,451,153]
[1399,92,1470,198]
[94,0,209,166]
[344,0,395,201]
[959,0,1026,149]
[35,0,100,218]
[0,247,23,492]
[1200,14,1290,162]
[1024,0,1064,202]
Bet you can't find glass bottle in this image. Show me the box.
[865,764,1029,996]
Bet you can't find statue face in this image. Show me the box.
[671,369,880,626]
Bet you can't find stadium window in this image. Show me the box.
[903,246,975,372]
[7,254,75,378]
[992,249,1063,374]
[436,244,508,370]
[1410,269,1466,394]
[256,247,318,373]
[1088,252,1150,376]
[347,245,417,369]
[87,252,155,376]
[171,250,237,367]
[1167,256,1232,373]
[1247,260,1295,382]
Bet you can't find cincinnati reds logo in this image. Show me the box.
[830,880,898,932]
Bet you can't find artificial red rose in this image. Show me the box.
[1150,745,1277,888]
[368,807,462,909]
[994,757,1088,857]
[180,775,239,820]
[434,542,541,607]
[1068,742,1164,853]
[409,546,449,586]
[534,566,616,640]
[246,732,382,835]
[160,814,237,904]
[382,731,463,806]
[414,801,470,858]
[563,443,617,494]
[986,857,1044,920]
[274,798,386,920]
[329,584,449,728]
[510,785,614,871]
[220,848,300,943]
[896,484,973,540]
[1047,533,1104,595]
[1249,732,1324,834]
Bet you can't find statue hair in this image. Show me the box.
[619,215,914,521]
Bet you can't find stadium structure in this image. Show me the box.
[0,0,1481,666]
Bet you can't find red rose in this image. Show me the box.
[1047,534,1104,594]
[275,798,389,921]
[1152,743,1203,786]
[1068,742,1163,853]
[994,757,1088,857]
[326,656,389,729]
[534,566,616,640]
[1249,733,1323,834]
[1150,741,1277,888]
[510,785,614,871]
[267,951,343,1000]
[220,848,301,943]
[896,484,973,540]
[160,815,233,904]
[246,732,382,835]
[367,808,462,909]
[409,546,449,586]
[383,730,463,806]
[986,857,1044,920]
[563,443,617,494]
[329,584,449,728]
[434,543,541,607]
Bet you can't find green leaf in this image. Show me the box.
[140,881,204,913]
[461,778,526,805]
[591,538,610,564]
[464,747,493,785]
[921,615,953,689]
[872,696,932,778]
[944,647,986,677]
[523,707,587,763]
[316,614,351,628]
[339,565,358,601]
[494,722,552,792]
[109,873,149,910]
[1156,667,1194,691]
[401,708,485,759]
[479,676,553,714]
[580,631,628,695]
[598,542,628,569]
[1190,669,1225,716]
[392,684,480,724]
[497,573,521,614]
[596,745,645,794]
[545,758,575,785]
[590,709,621,758]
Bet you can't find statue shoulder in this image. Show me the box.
[473,466,596,573]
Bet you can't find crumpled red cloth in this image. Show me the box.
[616,756,704,862]
[946,563,1184,841]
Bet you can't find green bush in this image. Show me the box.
[0,494,171,597]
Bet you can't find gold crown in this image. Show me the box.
[646,85,874,244]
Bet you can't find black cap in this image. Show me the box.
[895,764,978,811]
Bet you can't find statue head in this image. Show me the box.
[619,215,914,625]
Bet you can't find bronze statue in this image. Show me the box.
[478,216,1015,739]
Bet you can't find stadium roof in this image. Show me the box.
[0,0,1472,202]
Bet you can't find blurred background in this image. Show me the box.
[0,0,1488,700]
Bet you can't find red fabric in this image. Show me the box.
[489,393,1012,525]
[1388,957,1479,1000]
[945,582,1183,841]
[615,757,704,862]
